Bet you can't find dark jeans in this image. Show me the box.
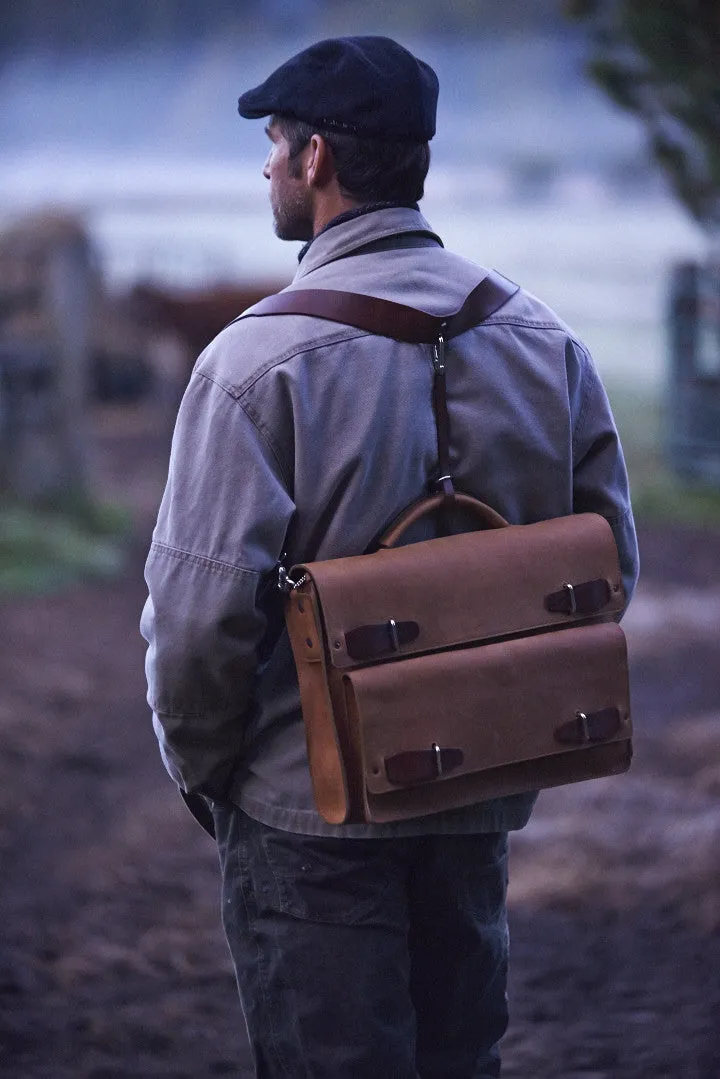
[213,805,509,1079]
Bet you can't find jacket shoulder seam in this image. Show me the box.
[194,370,293,487]
[230,325,371,397]
[482,315,576,335]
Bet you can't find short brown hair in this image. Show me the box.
[274,115,431,204]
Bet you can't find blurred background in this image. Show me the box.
[1,3,719,1078]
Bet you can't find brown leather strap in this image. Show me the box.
[243,272,518,505]
[241,271,519,343]
[431,334,454,498]
[444,275,520,339]
[245,287,441,341]
[544,578,612,616]
[345,619,420,661]
[554,707,622,746]
[385,746,465,786]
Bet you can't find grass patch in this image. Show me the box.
[630,474,720,527]
[0,499,132,597]
[607,382,720,528]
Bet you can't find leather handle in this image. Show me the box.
[378,493,508,549]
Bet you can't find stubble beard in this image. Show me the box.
[271,185,314,242]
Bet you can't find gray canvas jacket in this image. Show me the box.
[141,206,639,837]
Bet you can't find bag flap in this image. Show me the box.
[296,513,624,670]
[343,620,631,796]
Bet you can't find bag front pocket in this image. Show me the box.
[343,621,631,804]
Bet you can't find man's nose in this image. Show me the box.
[262,155,271,180]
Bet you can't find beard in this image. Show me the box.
[271,181,314,242]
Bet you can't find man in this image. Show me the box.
[141,36,638,1079]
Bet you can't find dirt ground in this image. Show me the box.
[1,405,719,1079]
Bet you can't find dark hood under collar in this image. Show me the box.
[297,201,420,263]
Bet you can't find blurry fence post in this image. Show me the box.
[45,232,93,502]
[666,259,720,485]
[0,340,54,498]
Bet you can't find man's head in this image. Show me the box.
[238,36,438,240]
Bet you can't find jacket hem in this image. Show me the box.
[235,789,537,837]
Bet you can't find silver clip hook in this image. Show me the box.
[278,564,307,593]
[432,332,446,373]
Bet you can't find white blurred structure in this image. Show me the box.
[0,35,708,390]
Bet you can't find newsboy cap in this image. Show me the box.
[237,36,438,142]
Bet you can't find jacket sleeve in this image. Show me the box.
[568,339,640,608]
[140,369,295,797]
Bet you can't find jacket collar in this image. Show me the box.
[296,201,419,263]
[293,206,443,281]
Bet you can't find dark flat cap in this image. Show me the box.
[238,36,438,142]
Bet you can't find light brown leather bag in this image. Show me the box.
[283,494,630,824]
[245,274,632,824]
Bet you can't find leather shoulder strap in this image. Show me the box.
[239,270,519,342]
[240,270,519,501]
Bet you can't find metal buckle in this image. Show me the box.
[576,711,590,742]
[562,582,578,614]
[432,742,443,776]
[387,618,400,651]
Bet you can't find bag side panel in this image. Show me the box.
[285,587,350,824]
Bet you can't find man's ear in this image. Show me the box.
[305,134,335,189]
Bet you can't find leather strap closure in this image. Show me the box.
[554,707,622,746]
[544,578,612,616]
[345,619,419,661]
[385,744,465,787]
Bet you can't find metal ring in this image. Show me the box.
[432,742,443,776]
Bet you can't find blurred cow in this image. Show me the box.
[130,280,287,363]
[128,280,287,425]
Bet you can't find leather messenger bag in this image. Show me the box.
[243,274,632,825]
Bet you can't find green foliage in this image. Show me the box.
[631,476,720,526]
[567,0,720,233]
[0,500,131,596]
[607,382,720,527]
